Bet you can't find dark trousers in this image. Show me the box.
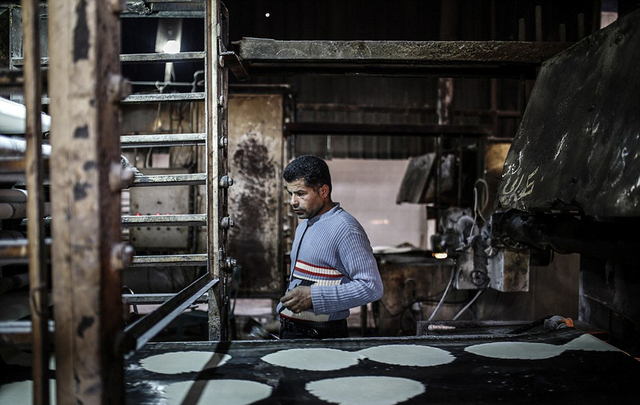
[280,317,349,339]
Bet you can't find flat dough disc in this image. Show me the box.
[563,334,620,352]
[261,348,361,371]
[464,341,565,360]
[140,351,231,374]
[164,380,272,405]
[0,380,57,405]
[306,376,425,405]
[357,344,455,367]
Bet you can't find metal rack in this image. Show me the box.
[0,1,233,404]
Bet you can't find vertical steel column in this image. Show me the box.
[206,0,224,340]
[49,1,128,404]
[22,1,48,404]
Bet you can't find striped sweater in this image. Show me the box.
[278,203,383,322]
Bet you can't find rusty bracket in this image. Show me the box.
[221,51,250,81]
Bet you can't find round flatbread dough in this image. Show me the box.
[357,344,455,367]
[0,380,57,405]
[261,348,362,371]
[164,379,272,405]
[140,351,231,374]
[562,334,620,352]
[464,341,565,360]
[306,376,425,405]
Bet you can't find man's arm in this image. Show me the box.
[310,226,383,314]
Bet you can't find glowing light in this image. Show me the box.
[162,40,180,54]
[371,219,390,225]
[433,252,448,259]
[265,12,270,17]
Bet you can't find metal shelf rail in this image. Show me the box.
[0,1,232,404]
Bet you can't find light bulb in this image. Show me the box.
[163,40,180,54]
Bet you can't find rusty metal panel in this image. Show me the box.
[49,1,127,404]
[498,8,640,217]
[489,249,530,292]
[228,94,284,297]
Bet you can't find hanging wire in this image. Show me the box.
[427,266,456,321]
[452,288,486,320]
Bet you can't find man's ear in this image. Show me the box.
[320,184,329,198]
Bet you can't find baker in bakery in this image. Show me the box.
[277,155,383,339]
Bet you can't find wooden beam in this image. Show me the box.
[49,1,128,404]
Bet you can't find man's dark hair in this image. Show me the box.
[283,155,332,193]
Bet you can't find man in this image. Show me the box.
[277,155,383,339]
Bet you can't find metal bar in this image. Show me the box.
[22,0,48,402]
[122,275,218,354]
[42,92,206,105]
[206,0,223,341]
[0,238,52,268]
[0,157,26,172]
[230,83,294,94]
[0,68,25,89]
[0,320,55,346]
[221,51,250,81]
[122,293,209,304]
[284,122,492,137]
[129,80,193,87]
[129,254,207,267]
[12,52,204,66]
[0,158,50,184]
[49,1,126,404]
[238,38,572,78]
[120,51,204,63]
[121,133,206,148]
[121,10,205,19]
[121,213,206,227]
[121,92,205,104]
[131,173,206,187]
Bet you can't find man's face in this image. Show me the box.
[285,179,326,219]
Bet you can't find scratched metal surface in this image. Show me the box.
[118,329,640,404]
[497,7,640,217]
[228,94,285,297]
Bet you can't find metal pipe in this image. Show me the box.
[122,275,218,354]
[129,254,207,267]
[131,173,206,187]
[0,97,51,134]
[0,135,51,157]
[120,133,206,148]
[122,293,209,304]
[121,213,206,227]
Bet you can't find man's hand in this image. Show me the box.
[280,286,312,313]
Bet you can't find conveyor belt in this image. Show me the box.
[122,329,638,404]
[2,329,638,404]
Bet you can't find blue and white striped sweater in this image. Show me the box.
[279,203,383,322]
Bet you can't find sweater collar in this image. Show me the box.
[307,202,341,225]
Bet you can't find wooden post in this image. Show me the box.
[22,0,48,403]
[49,0,127,403]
